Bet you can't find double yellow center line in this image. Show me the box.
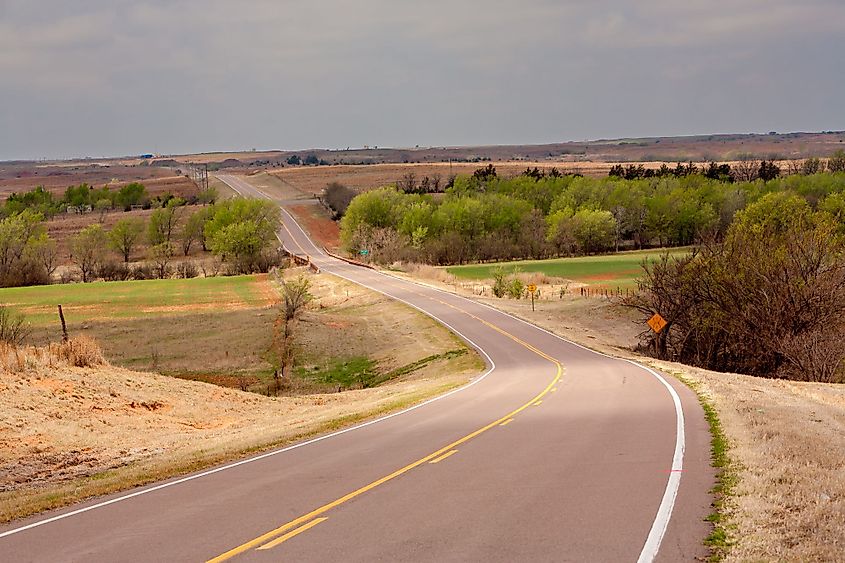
[206,215,564,562]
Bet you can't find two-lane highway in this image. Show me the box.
[0,175,712,562]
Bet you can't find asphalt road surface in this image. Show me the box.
[0,175,712,562]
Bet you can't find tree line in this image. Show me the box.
[0,197,282,287]
[2,181,216,219]
[337,163,845,265]
[608,151,845,182]
[626,192,845,383]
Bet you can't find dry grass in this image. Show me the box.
[658,365,845,562]
[266,162,617,196]
[0,337,104,373]
[49,336,105,368]
[0,272,483,522]
[398,268,845,561]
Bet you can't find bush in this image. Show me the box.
[97,261,131,282]
[131,263,155,280]
[506,278,525,299]
[0,306,30,345]
[50,336,105,368]
[176,261,199,279]
[492,266,507,298]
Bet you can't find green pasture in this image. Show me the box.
[445,248,691,289]
[0,275,271,327]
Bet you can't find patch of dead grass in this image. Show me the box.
[0,272,484,523]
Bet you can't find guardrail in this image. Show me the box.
[281,248,320,273]
[322,248,377,270]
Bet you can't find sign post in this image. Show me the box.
[527,284,537,312]
[647,313,668,356]
[647,313,667,334]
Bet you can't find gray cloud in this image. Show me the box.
[1,0,844,160]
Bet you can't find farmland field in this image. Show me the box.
[0,275,279,380]
[0,275,274,326]
[445,248,691,289]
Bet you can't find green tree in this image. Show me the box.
[732,192,813,233]
[571,209,616,254]
[0,210,53,286]
[64,184,92,208]
[115,182,148,210]
[205,198,280,269]
[4,186,56,216]
[339,188,407,249]
[71,224,107,282]
[109,218,145,262]
[148,199,185,246]
[181,207,213,255]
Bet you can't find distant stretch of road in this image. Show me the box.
[0,175,711,562]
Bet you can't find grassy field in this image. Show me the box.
[0,276,279,381]
[0,275,273,326]
[445,248,691,289]
[0,271,481,393]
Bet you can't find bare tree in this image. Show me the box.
[732,157,760,182]
[278,275,313,321]
[625,219,845,381]
[802,157,824,175]
[149,242,175,279]
[398,172,418,193]
[71,224,107,282]
[786,159,803,176]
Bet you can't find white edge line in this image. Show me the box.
[237,174,686,560]
[1,336,494,541]
[268,179,685,559]
[226,173,685,560]
[369,269,686,563]
[0,178,497,540]
[25,173,681,561]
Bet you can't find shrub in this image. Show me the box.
[0,306,30,345]
[49,335,105,368]
[97,261,131,282]
[492,266,508,298]
[131,263,155,280]
[176,261,199,279]
[506,278,525,299]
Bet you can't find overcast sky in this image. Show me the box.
[1,0,844,160]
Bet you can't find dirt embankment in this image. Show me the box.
[0,273,483,523]
[398,267,845,562]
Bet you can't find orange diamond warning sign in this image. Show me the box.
[527,284,537,293]
[647,313,668,334]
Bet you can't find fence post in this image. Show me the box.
[58,305,68,342]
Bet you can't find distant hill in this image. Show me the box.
[147,131,845,169]
[4,131,844,170]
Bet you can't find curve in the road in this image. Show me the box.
[0,175,711,563]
